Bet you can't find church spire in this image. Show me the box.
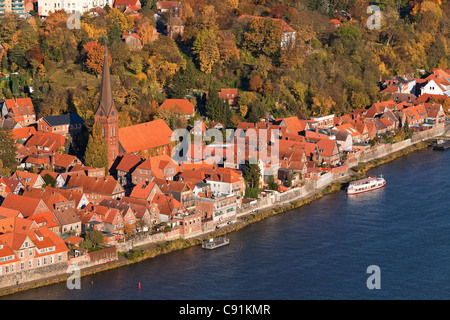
[94,43,119,170]
[98,45,114,116]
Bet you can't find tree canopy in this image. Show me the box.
[0,0,447,134]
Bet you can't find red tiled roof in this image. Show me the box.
[416,93,447,103]
[4,98,35,117]
[159,99,195,115]
[0,193,50,218]
[218,88,238,100]
[330,19,341,25]
[316,139,338,157]
[115,0,140,6]
[12,170,43,188]
[64,235,83,245]
[152,193,185,217]
[116,153,143,172]
[156,1,180,10]
[277,116,308,135]
[136,154,180,178]
[22,187,71,210]
[0,207,22,218]
[84,204,123,225]
[27,211,59,229]
[53,153,79,168]
[119,119,174,154]
[11,126,36,140]
[24,131,66,153]
[66,174,123,196]
[129,181,161,200]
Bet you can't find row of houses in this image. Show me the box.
[0,57,447,282]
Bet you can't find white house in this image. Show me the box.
[420,79,450,97]
[38,0,112,17]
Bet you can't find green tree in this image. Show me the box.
[205,89,232,125]
[245,187,261,199]
[10,75,19,96]
[42,174,57,187]
[84,122,108,172]
[167,59,199,98]
[84,230,105,247]
[267,175,278,190]
[243,160,261,189]
[0,128,17,172]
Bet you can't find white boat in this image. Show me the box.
[347,175,386,195]
[202,237,229,250]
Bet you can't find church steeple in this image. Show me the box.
[98,45,114,117]
[94,45,119,169]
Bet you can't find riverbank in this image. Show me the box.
[0,136,441,297]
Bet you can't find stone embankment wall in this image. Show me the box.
[0,262,69,289]
[0,247,119,289]
[116,229,181,253]
[356,126,445,164]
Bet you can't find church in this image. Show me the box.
[94,46,175,169]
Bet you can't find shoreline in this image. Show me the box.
[0,138,439,297]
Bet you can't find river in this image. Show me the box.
[2,147,450,300]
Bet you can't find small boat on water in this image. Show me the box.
[433,139,450,150]
[347,175,386,195]
[202,237,229,250]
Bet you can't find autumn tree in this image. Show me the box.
[41,10,68,37]
[311,94,336,116]
[193,29,220,74]
[155,106,188,130]
[83,41,112,75]
[0,12,18,45]
[138,23,158,46]
[146,36,186,86]
[242,17,282,61]
[38,86,69,117]
[217,30,240,63]
[199,5,219,32]
[108,8,134,34]
[249,74,263,92]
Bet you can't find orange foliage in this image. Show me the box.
[83,41,112,75]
